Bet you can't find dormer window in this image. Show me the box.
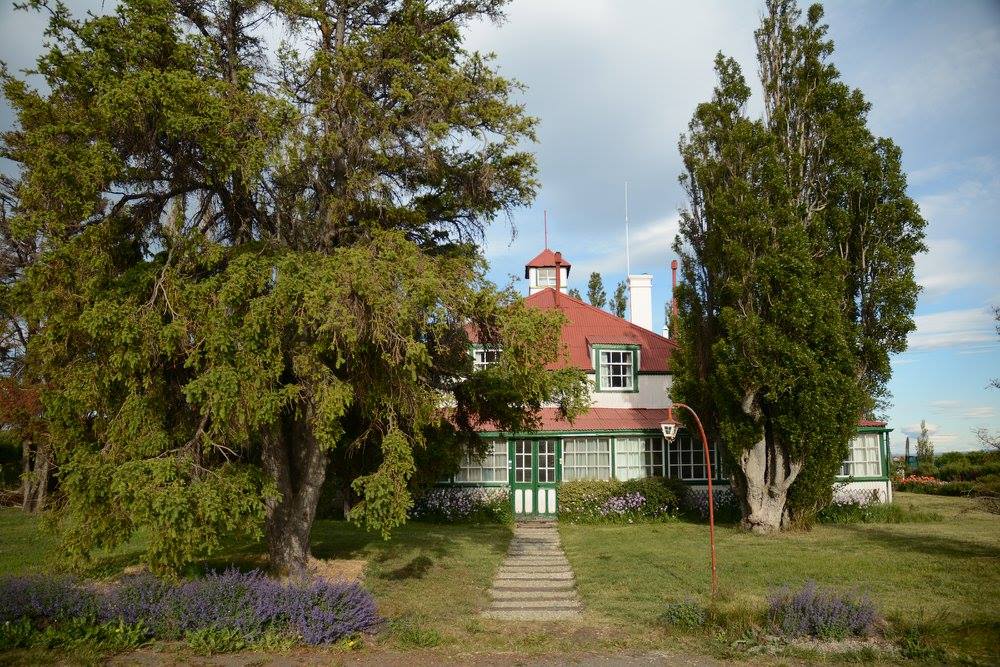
[595,347,637,391]
[473,346,501,371]
[535,267,557,287]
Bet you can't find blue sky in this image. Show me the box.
[2,1,998,452]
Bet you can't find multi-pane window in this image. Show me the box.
[535,267,557,287]
[666,433,716,481]
[598,349,635,390]
[615,436,666,479]
[455,440,509,483]
[472,347,500,371]
[840,433,881,477]
[562,437,611,480]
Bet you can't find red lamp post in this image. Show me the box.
[661,403,718,597]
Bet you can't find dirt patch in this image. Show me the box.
[307,557,367,583]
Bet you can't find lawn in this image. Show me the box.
[561,492,1000,661]
[1,493,998,663]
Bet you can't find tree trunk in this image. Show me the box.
[21,440,51,513]
[736,392,802,534]
[262,410,328,577]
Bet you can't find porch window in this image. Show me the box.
[615,436,666,479]
[840,433,881,477]
[472,346,501,371]
[667,433,716,481]
[597,349,635,390]
[535,267,557,287]
[455,440,508,483]
[562,437,611,480]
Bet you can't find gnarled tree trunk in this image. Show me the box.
[735,392,802,533]
[262,411,328,577]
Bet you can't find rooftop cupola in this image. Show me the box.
[525,248,570,295]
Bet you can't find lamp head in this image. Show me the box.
[660,422,679,442]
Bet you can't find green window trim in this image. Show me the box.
[591,344,640,393]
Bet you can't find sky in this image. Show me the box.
[2,0,998,453]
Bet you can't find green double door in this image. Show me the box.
[510,438,560,516]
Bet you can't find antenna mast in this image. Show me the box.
[624,182,631,275]
[544,209,548,249]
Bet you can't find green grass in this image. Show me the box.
[560,492,1000,662]
[2,493,999,662]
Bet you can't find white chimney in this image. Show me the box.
[627,274,653,331]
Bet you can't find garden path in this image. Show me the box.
[481,520,583,621]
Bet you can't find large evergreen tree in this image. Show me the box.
[1,0,587,574]
[671,0,925,531]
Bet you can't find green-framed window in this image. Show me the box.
[471,345,501,371]
[455,440,508,483]
[666,432,717,481]
[839,431,882,478]
[615,436,666,479]
[562,437,611,480]
[593,345,639,392]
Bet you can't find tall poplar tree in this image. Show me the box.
[1,0,587,574]
[671,0,925,531]
[586,272,607,309]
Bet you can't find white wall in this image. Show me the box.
[527,266,570,295]
[589,372,671,409]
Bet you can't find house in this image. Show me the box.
[448,247,894,517]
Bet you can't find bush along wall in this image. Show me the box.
[409,487,512,523]
[0,569,382,653]
[558,478,685,523]
[682,486,741,523]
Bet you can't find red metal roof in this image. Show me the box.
[524,288,676,372]
[481,408,669,433]
[524,248,572,278]
[858,419,888,427]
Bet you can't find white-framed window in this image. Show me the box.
[667,433,716,481]
[615,436,666,479]
[562,437,611,480]
[472,347,500,371]
[840,433,881,477]
[534,267,557,287]
[597,349,635,390]
[455,440,508,483]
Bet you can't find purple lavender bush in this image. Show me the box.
[410,487,511,523]
[3,569,382,648]
[768,581,880,639]
[0,575,99,624]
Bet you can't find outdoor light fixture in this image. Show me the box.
[660,421,678,441]
[665,402,718,596]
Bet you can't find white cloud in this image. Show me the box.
[906,306,999,351]
[929,400,996,421]
[915,238,994,299]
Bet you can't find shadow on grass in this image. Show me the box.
[839,524,1000,560]
[383,555,434,580]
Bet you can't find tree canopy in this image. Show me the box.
[1,0,587,574]
[671,0,925,530]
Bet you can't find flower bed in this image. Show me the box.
[0,569,382,651]
[683,486,741,521]
[895,475,974,496]
[559,478,684,523]
[409,486,511,523]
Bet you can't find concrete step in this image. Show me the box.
[492,579,575,591]
[489,599,583,610]
[496,565,572,574]
[482,609,582,621]
[495,570,574,580]
[489,588,580,601]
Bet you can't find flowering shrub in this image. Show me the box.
[0,569,382,650]
[559,478,684,523]
[684,487,740,521]
[768,581,880,640]
[895,475,974,496]
[410,487,511,523]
